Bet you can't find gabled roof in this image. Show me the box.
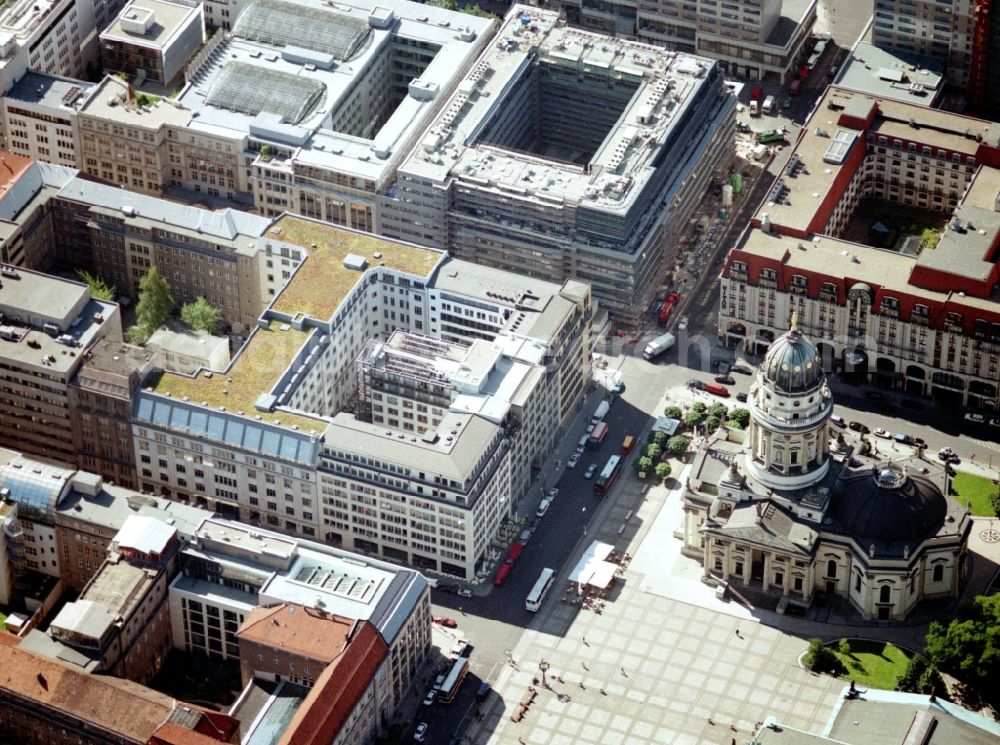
[276,621,388,745]
[0,640,176,742]
[237,603,355,663]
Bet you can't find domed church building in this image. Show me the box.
[682,319,972,621]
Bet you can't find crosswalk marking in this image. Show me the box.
[970,438,1000,454]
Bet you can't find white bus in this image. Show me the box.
[526,567,556,612]
[438,656,469,703]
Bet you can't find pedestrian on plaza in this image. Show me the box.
[620,666,627,677]
[582,636,589,647]
[582,661,589,671]
[459,606,465,615]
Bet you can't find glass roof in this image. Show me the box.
[232,0,371,61]
[135,396,319,464]
[206,63,326,124]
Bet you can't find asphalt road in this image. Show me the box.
[420,388,656,742]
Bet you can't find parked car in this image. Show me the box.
[414,723,428,742]
[894,433,914,445]
[584,463,597,479]
[912,437,926,449]
[714,374,736,385]
[457,588,473,598]
[829,415,846,428]
[567,453,581,468]
[677,316,689,333]
[705,383,730,397]
[688,378,707,391]
[433,616,457,628]
[848,421,870,434]
[863,390,885,401]
[736,392,748,402]
[731,363,753,375]
[611,380,626,395]
[547,487,559,500]
[423,689,437,707]
[937,447,954,460]
[873,427,891,439]
[965,412,986,425]
[536,499,550,518]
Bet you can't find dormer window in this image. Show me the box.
[791,275,807,287]
[761,268,777,280]
[913,304,928,316]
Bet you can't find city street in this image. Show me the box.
[412,345,998,743]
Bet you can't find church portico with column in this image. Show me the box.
[681,320,972,621]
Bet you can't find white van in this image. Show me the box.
[762,95,775,114]
[577,434,588,453]
[536,499,551,518]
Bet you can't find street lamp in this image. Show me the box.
[539,659,550,688]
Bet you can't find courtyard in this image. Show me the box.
[840,198,948,255]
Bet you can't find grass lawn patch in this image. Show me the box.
[829,640,913,690]
[949,471,998,517]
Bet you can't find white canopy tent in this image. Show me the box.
[568,541,618,591]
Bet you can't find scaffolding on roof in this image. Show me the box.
[205,62,326,124]
[232,0,372,61]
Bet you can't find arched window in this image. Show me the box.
[827,559,837,578]
[932,564,943,582]
[879,585,891,603]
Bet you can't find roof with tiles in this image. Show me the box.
[276,620,388,745]
[0,640,176,742]
[236,602,356,663]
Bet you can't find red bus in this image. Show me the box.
[506,542,524,564]
[587,421,609,449]
[657,291,680,327]
[593,455,622,496]
[494,562,513,587]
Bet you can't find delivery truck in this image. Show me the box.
[642,332,676,361]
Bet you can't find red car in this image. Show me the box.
[433,616,457,628]
[704,383,730,398]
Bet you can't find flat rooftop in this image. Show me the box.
[836,42,943,105]
[268,215,444,320]
[5,71,94,112]
[101,0,200,48]
[755,86,1000,233]
[764,0,815,49]
[145,322,325,430]
[322,410,499,482]
[178,0,493,183]
[78,75,191,128]
[405,4,723,213]
[79,559,154,619]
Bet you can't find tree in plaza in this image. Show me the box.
[76,270,116,301]
[703,415,722,433]
[667,436,689,456]
[707,402,728,420]
[803,638,843,675]
[135,267,173,335]
[691,401,707,414]
[650,430,669,447]
[655,462,672,481]
[727,407,751,429]
[663,405,683,420]
[644,442,663,462]
[634,456,653,475]
[924,594,1000,704]
[683,409,705,429]
[181,296,222,335]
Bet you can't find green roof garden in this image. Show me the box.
[146,323,325,432]
[269,215,444,321]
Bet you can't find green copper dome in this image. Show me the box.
[762,322,823,394]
